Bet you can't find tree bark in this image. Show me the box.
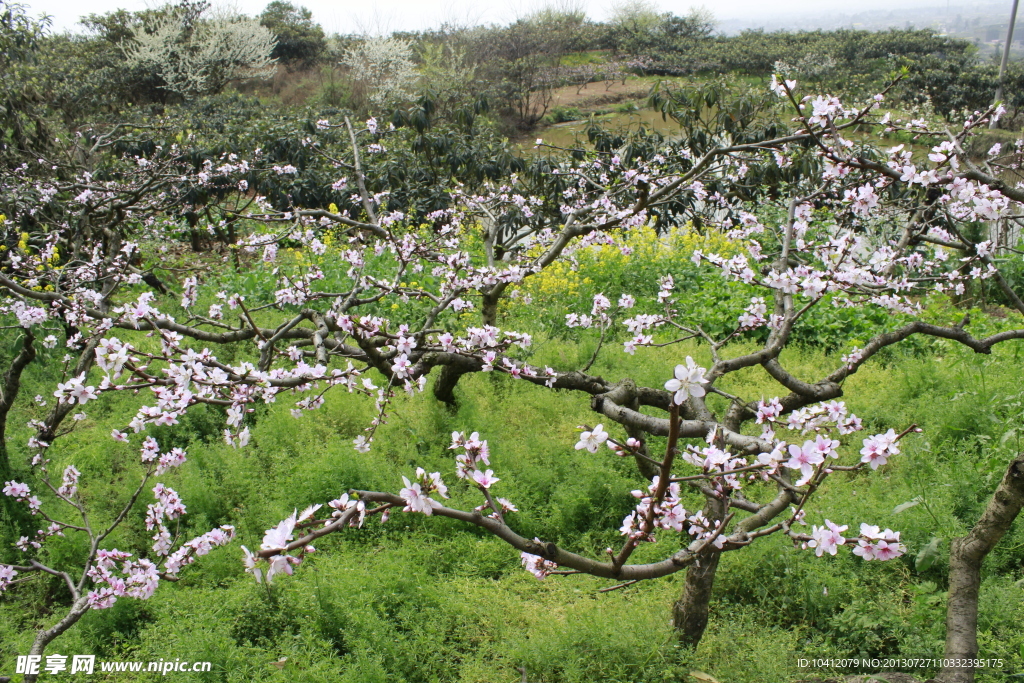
[481,291,500,327]
[991,0,1021,129]
[0,329,35,476]
[433,364,471,407]
[936,453,1024,683]
[431,290,502,406]
[673,496,727,646]
[23,597,90,683]
[673,550,722,646]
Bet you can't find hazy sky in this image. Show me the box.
[24,0,951,35]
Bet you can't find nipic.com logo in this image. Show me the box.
[14,655,213,676]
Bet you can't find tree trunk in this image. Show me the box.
[0,329,35,477]
[481,291,500,327]
[673,550,721,647]
[991,0,1021,129]
[673,496,727,647]
[936,453,1024,683]
[23,597,90,683]
[0,438,8,485]
[433,364,470,408]
[433,290,502,407]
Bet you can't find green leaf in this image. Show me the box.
[893,496,922,514]
[916,536,943,573]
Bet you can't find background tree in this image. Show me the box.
[259,1,325,67]
[470,7,593,127]
[121,0,277,99]
[0,0,52,162]
[607,1,714,61]
[341,36,417,112]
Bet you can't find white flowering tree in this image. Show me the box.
[121,1,276,98]
[341,36,417,110]
[2,82,1024,683]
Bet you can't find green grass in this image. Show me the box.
[4,326,1024,681]
[3,218,1024,682]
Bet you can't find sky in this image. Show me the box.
[24,0,952,36]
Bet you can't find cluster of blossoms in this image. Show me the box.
[0,413,239,606]
[53,374,98,406]
[852,524,906,560]
[86,522,234,610]
[520,543,560,580]
[807,521,906,560]
[241,494,366,585]
[756,398,862,442]
[5,474,76,552]
[622,313,662,354]
[682,442,751,492]
[737,297,768,330]
[2,481,232,610]
[783,435,841,486]
[56,465,80,499]
[590,365,911,567]
[146,482,187,555]
[135,436,188,475]
[326,493,366,528]
[399,468,449,515]
[565,292,618,330]
[859,429,902,469]
[618,477,707,544]
[448,432,517,516]
[3,480,40,512]
[90,325,368,449]
[85,550,159,609]
[242,508,304,584]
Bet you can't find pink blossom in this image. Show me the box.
[399,477,440,515]
[575,424,608,453]
[3,481,30,499]
[807,520,848,556]
[471,469,499,489]
[0,564,17,591]
[860,429,900,469]
[664,357,708,404]
[786,441,825,485]
[392,354,412,379]
[521,549,557,579]
[261,511,297,551]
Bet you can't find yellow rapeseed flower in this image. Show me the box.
[511,224,742,314]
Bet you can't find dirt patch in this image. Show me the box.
[547,78,651,111]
